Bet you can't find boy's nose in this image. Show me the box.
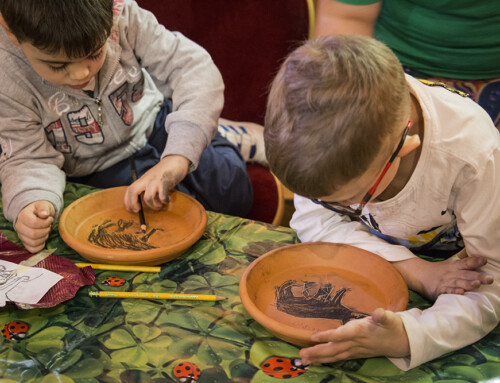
[69,64,91,81]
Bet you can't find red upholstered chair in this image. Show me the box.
[245,163,285,225]
[137,0,313,225]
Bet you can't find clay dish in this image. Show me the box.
[239,242,408,347]
[59,187,207,265]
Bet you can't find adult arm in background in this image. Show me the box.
[314,0,381,37]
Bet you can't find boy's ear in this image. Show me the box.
[0,14,21,46]
[398,134,421,158]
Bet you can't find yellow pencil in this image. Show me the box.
[76,263,161,273]
[89,291,226,301]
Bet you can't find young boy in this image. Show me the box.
[264,35,500,370]
[0,0,252,253]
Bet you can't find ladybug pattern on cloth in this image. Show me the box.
[2,321,29,341]
[173,361,201,382]
[102,277,126,287]
[261,356,309,379]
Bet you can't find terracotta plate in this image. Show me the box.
[59,187,207,265]
[239,242,408,347]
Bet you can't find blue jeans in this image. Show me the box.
[68,100,253,217]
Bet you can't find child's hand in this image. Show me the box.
[124,155,190,212]
[15,201,55,253]
[299,308,410,365]
[394,254,494,301]
[424,254,493,299]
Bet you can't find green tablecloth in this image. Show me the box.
[1,183,499,383]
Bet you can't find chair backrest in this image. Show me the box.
[136,0,311,124]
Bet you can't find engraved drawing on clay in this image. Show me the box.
[274,280,369,324]
[88,219,163,250]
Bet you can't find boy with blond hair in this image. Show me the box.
[265,35,499,369]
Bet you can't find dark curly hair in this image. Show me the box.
[0,0,114,58]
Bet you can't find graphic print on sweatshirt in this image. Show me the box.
[109,83,133,125]
[45,106,105,153]
[67,106,105,145]
[45,120,72,153]
[108,69,145,124]
[44,67,145,153]
[131,73,145,103]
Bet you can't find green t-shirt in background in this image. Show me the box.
[337,0,500,79]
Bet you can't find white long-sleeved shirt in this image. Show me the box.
[290,75,500,370]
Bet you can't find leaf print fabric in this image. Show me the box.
[0,183,499,382]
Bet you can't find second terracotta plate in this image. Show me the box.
[239,242,408,347]
[59,187,207,265]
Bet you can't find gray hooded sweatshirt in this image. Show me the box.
[0,0,224,223]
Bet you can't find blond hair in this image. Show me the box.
[265,35,409,198]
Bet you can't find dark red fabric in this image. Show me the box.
[136,0,310,124]
[0,233,95,309]
[246,163,279,223]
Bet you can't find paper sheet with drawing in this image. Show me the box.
[0,260,63,306]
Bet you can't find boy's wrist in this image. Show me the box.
[392,258,427,295]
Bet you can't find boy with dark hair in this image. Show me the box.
[265,35,500,369]
[0,0,252,253]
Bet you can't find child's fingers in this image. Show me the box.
[160,171,178,191]
[458,272,493,286]
[158,177,172,205]
[17,227,50,253]
[310,330,334,343]
[440,274,493,295]
[20,242,45,254]
[142,172,178,210]
[18,231,49,248]
[17,213,53,230]
[31,214,54,227]
[33,201,55,219]
[454,269,493,285]
[159,171,180,202]
[445,287,466,295]
[16,220,52,238]
[143,183,164,210]
[124,182,145,212]
[371,307,388,324]
[300,342,351,364]
[310,327,349,343]
[20,242,46,254]
[304,309,409,362]
[456,256,487,270]
[34,209,49,219]
[310,320,368,345]
[479,274,494,284]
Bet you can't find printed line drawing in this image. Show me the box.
[0,265,43,306]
